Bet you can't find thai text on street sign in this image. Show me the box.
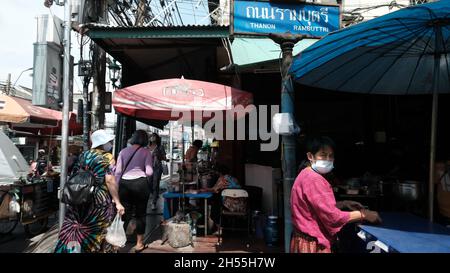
[233,0,340,38]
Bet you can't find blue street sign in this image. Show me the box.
[233,0,340,38]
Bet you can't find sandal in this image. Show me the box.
[134,244,148,253]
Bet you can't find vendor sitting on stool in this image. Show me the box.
[199,164,241,233]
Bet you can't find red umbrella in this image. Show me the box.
[113,78,253,122]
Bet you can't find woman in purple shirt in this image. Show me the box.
[116,130,153,252]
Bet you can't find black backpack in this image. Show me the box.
[61,169,98,206]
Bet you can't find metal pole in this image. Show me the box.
[271,33,303,253]
[169,121,174,181]
[12,68,33,90]
[182,124,185,163]
[83,77,90,151]
[35,141,39,162]
[59,0,71,232]
[114,114,123,158]
[429,91,438,222]
[428,25,443,222]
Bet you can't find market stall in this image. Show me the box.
[113,77,253,244]
[0,131,59,237]
[289,1,450,252]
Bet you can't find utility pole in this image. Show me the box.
[91,44,106,130]
[82,75,90,151]
[91,0,107,130]
[58,0,72,232]
[270,33,303,253]
[135,0,147,26]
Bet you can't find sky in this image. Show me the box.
[0,0,212,92]
[0,1,85,90]
[0,0,212,130]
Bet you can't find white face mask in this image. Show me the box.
[103,142,113,152]
[311,160,334,174]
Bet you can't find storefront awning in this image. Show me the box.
[0,94,82,136]
[0,94,61,126]
[229,38,319,72]
[83,24,230,81]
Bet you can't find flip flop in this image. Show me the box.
[134,245,148,253]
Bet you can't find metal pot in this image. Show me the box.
[393,180,421,201]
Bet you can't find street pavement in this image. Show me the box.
[0,175,171,253]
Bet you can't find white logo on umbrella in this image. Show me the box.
[163,83,205,97]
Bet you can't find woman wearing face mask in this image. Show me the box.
[55,129,125,253]
[115,130,153,252]
[148,133,167,211]
[290,136,382,253]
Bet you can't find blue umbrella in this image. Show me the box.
[290,1,450,221]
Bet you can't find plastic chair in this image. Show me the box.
[217,189,251,247]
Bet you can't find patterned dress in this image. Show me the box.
[55,149,116,253]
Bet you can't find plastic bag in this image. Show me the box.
[105,213,127,248]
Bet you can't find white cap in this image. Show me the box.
[91,129,115,149]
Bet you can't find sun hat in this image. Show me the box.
[91,129,115,149]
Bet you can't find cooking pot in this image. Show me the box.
[393,180,421,201]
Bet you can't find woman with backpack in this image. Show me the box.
[115,130,154,253]
[55,129,125,253]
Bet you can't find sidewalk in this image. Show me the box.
[121,174,284,253]
[137,235,282,253]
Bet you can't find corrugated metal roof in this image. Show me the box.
[82,23,229,29]
[83,23,230,39]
